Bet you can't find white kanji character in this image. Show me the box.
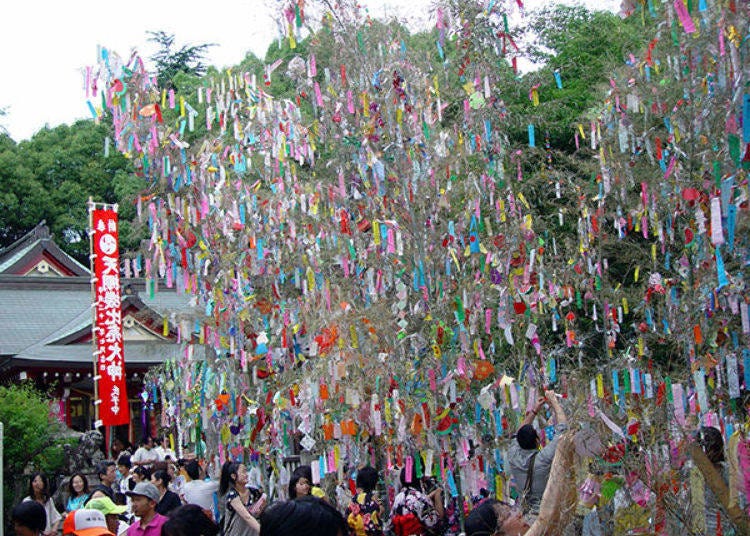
[107,362,123,381]
[102,256,119,275]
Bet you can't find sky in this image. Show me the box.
[0,0,620,142]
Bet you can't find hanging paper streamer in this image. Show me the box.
[727,354,740,399]
[710,197,724,245]
[673,0,696,34]
[553,70,563,89]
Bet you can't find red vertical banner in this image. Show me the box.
[92,209,130,426]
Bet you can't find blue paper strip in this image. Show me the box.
[716,246,728,288]
[727,204,737,251]
[493,409,503,436]
[554,70,563,89]
[612,370,620,400]
[494,448,504,471]
[446,469,459,497]
[548,357,557,384]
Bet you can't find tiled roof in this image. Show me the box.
[0,276,202,365]
[0,225,203,371]
[0,287,92,355]
[0,240,37,273]
[0,222,89,276]
[13,340,206,366]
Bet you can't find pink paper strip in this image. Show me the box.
[673,0,696,33]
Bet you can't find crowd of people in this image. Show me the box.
[11,391,739,536]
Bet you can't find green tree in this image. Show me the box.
[147,31,215,90]
[511,5,647,151]
[0,384,66,528]
[0,120,139,262]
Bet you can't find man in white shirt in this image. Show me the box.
[181,460,218,515]
[116,455,134,511]
[131,437,159,469]
[154,436,177,462]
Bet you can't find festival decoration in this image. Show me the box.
[91,205,130,426]
[86,0,750,531]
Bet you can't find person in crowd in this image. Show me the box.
[162,504,220,536]
[116,455,134,508]
[260,496,347,536]
[389,466,443,536]
[154,436,177,462]
[151,470,182,516]
[182,460,219,513]
[219,461,262,536]
[125,482,168,536]
[131,466,151,485]
[89,486,117,503]
[62,508,114,536]
[99,461,118,487]
[346,466,384,536]
[117,456,133,487]
[66,473,91,513]
[23,472,62,536]
[508,390,568,519]
[111,439,131,462]
[97,461,119,497]
[287,465,325,500]
[287,465,312,499]
[464,499,529,536]
[695,426,729,534]
[12,500,47,536]
[166,461,185,497]
[86,496,130,536]
[131,437,159,469]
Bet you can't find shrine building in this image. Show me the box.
[0,222,199,442]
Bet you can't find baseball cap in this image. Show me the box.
[125,482,160,502]
[85,497,128,516]
[63,509,114,536]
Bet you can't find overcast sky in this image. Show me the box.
[0,0,620,142]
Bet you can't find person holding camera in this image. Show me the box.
[508,390,568,521]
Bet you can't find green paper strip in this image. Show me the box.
[729,134,740,165]
[666,377,673,403]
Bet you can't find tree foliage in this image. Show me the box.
[0,121,140,262]
[147,31,216,90]
[510,5,647,151]
[0,384,66,527]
